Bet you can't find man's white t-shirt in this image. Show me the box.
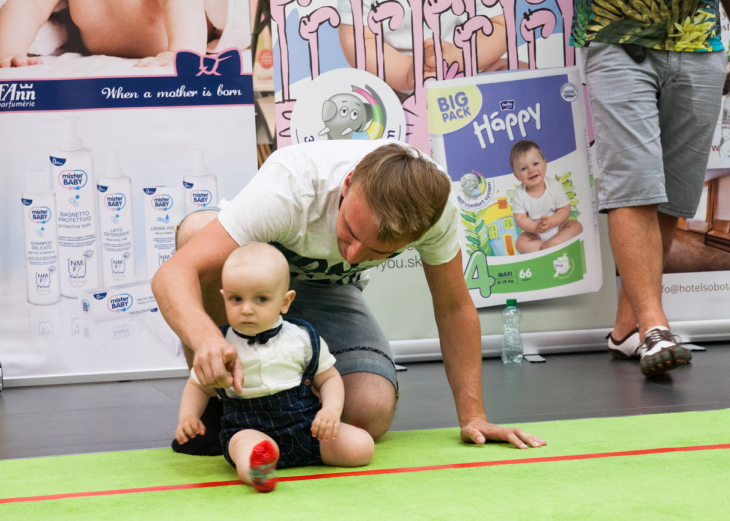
[218,139,460,285]
[191,317,337,399]
[512,176,570,241]
[338,0,503,54]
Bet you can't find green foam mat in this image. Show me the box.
[1,409,729,520]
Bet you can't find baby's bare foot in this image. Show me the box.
[134,51,175,68]
[0,55,43,68]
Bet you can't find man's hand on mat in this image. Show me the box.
[176,416,206,444]
[193,341,244,394]
[461,420,546,449]
[311,407,340,442]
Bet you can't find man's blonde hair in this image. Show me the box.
[349,143,451,244]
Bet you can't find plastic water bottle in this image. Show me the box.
[501,299,523,363]
[719,96,730,158]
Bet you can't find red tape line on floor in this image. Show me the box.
[2,443,729,504]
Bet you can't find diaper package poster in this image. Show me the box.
[271,0,578,155]
[0,2,256,384]
[428,67,602,308]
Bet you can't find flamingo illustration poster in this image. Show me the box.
[272,0,578,154]
[427,67,603,308]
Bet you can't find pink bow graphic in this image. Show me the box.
[196,54,232,76]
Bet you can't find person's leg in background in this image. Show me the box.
[588,44,725,375]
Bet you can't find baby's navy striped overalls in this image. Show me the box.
[216,318,324,469]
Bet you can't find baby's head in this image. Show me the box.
[509,140,547,190]
[219,243,295,335]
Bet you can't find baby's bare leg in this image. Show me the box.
[541,221,584,250]
[228,430,279,487]
[319,423,374,467]
[516,232,543,254]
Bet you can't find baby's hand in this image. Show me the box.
[311,407,340,442]
[135,51,175,68]
[0,55,43,68]
[537,216,550,233]
[424,39,464,73]
[175,416,206,444]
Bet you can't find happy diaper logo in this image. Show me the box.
[439,74,578,180]
[103,193,126,211]
[29,206,52,224]
[108,293,133,313]
[151,194,173,211]
[455,171,494,211]
[190,190,213,208]
[57,170,88,190]
[428,86,482,135]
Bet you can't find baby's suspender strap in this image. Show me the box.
[284,318,321,396]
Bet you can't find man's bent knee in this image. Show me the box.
[341,372,396,440]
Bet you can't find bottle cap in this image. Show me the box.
[106,151,122,178]
[27,169,51,193]
[191,150,207,177]
[506,299,517,307]
[59,117,83,151]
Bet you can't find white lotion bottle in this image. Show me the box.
[183,150,218,215]
[97,152,136,286]
[51,117,100,297]
[22,170,62,305]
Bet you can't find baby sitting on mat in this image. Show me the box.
[510,140,583,254]
[175,243,374,492]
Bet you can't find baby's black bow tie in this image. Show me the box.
[231,323,283,345]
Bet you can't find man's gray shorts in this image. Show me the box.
[286,279,398,395]
[176,209,398,395]
[585,42,726,218]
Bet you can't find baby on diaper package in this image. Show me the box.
[509,140,583,254]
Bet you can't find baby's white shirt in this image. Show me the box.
[512,177,570,223]
[191,317,337,399]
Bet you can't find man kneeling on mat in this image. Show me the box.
[175,243,374,492]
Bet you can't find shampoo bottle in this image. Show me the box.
[51,117,100,297]
[182,150,218,215]
[22,169,62,305]
[97,152,136,286]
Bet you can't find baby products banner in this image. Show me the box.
[0,51,252,112]
[272,0,577,154]
[0,47,257,384]
[428,67,602,308]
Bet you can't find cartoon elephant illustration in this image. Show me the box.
[319,93,373,140]
[460,173,481,200]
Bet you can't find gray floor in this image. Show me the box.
[1,344,729,461]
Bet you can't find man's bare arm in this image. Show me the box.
[151,218,243,392]
[423,251,546,449]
